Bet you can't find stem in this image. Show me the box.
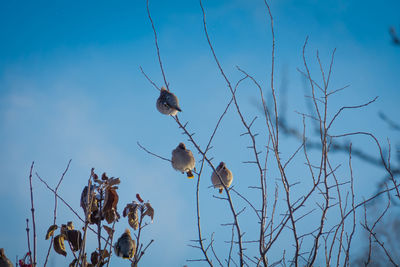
[26,218,33,265]
[28,162,37,266]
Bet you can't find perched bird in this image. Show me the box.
[0,248,13,267]
[171,142,195,179]
[114,229,136,259]
[156,87,182,116]
[211,162,233,194]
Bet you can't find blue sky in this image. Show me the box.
[1,0,400,266]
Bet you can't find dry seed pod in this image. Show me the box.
[53,234,67,256]
[45,225,58,240]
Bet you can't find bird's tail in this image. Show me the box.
[186,170,194,179]
[219,188,223,194]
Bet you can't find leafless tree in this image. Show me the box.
[138,0,400,266]
[18,1,400,266]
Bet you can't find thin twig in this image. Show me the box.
[140,66,160,91]
[26,219,33,265]
[137,141,172,162]
[44,159,72,267]
[28,162,37,266]
[146,0,169,90]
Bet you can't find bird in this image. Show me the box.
[156,87,182,116]
[171,142,195,179]
[114,229,136,259]
[0,248,13,267]
[211,162,233,194]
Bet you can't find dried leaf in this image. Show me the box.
[128,207,139,230]
[80,185,98,215]
[103,225,114,237]
[136,194,144,203]
[66,230,82,251]
[104,209,116,224]
[91,250,110,266]
[101,172,108,180]
[123,203,133,217]
[53,235,67,256]
[45,225,58,240]
[60,224,68,237]
[66,221,74,230]
[69,259,78,267]
[90,251,99,265]
[88,209,101,225]
[100,249,110,259]
[93,173,99,181]
[143,203,154,222]
[122,202,139,230]
[103,188,118,211]
[103,188,119,224]
[107,177,120,187]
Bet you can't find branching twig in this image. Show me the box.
[44,159,72,267]
[137,141,172,162]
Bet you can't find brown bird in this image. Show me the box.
[172,142,195,179]
[156,87,182,116]
[211,162,233,193]
[0,248,13,267]
[114,229,136,259]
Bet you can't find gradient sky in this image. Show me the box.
[1,0,399,266]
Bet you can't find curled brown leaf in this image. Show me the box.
[143,202,154,222]
[45,225,58,240]
[66,230,82,251]
[103,225,114,237]
[53,234,67,256]
[103,188,119,224]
